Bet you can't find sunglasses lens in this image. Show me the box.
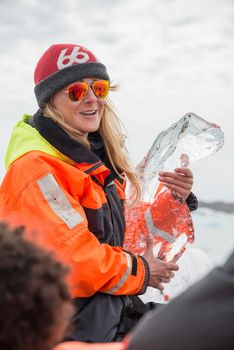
[92,80,109,98]
[68,83,88,101]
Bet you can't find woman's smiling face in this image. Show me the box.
[52,78,106,135]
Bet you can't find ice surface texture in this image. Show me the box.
[135,112,224,203]
[124,113,224,259]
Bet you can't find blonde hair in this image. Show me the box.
[42,85,140,201]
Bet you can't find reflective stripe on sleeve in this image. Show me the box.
[106,252,132,294]
[145,207,176,243]
[37,174,83,229]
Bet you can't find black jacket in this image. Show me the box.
[128,251,234,350]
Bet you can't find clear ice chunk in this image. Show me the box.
[124,113,224,260]
[135,112,224,203]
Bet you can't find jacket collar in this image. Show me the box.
[31,110,102,166]
[30,111,122,185]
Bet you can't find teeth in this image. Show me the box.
[81,110,96,115]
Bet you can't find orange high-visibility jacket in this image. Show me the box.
[0,113,149,342]
[53,341,126,350]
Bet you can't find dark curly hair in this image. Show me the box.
[0,222,74,350]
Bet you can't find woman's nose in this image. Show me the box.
[83,86,97,103]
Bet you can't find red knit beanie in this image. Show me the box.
[34,44,110,107]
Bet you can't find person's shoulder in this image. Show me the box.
[8,150,83,179]
[2,150,87,197]
[222,250,234,274]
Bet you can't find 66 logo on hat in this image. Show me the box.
[57,46,98,69]
[34,43,109,107]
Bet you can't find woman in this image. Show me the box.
[0,43,197,342]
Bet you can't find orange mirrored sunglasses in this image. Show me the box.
[65,80,110,102]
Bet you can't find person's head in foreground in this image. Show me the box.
[0,222,74,350]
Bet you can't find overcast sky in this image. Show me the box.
[0,0,234,202]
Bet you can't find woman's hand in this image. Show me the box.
[143,234,179,291]
[158,167,193,200]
